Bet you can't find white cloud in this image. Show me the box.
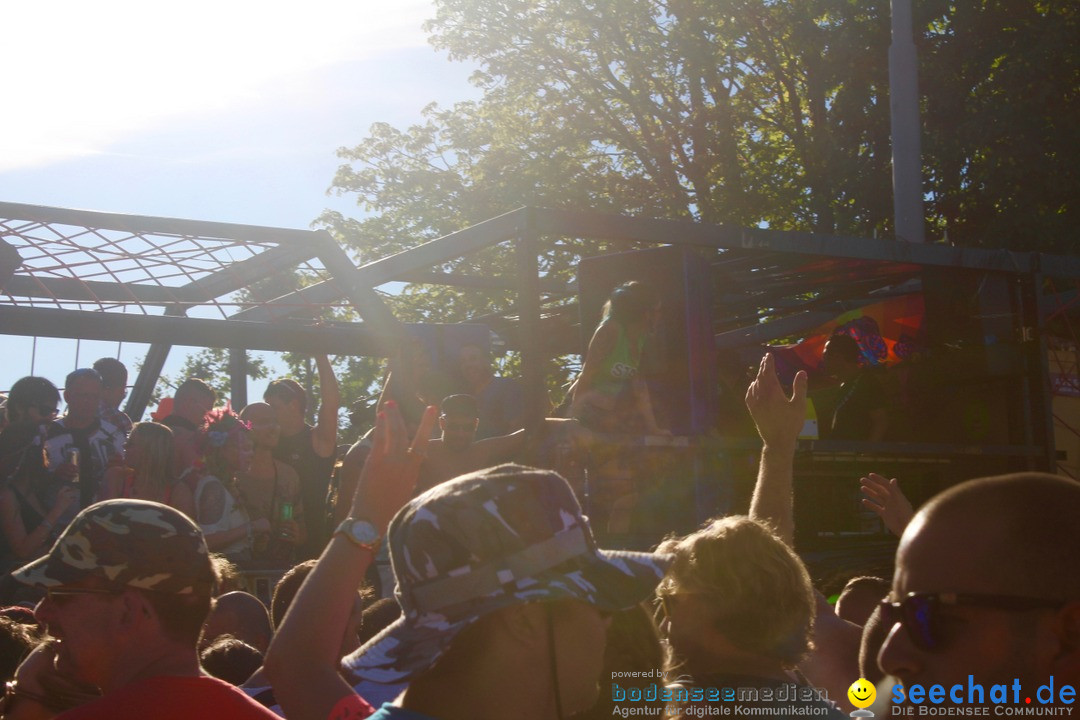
[0,0,434,172]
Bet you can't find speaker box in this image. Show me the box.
[921,268,1019,375]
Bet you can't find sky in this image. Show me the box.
[0,0,477,412]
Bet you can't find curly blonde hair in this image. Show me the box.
[656,516,815,668]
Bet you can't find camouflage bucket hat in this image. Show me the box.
[343,463,672,683]
[12,499,216,596]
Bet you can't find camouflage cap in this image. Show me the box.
[12,499,215,596]
[343,463,671,683]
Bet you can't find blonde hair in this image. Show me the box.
[656,516,815,668]
[128,421,175,501]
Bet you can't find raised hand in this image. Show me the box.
[353,400,438,532]
[745,353,808,449]
[860,472,914,536]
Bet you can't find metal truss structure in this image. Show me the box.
[2,201,1079,478]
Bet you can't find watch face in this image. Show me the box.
[347,520,380,544]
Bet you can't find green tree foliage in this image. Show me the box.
[154,348,268,406]
[164,0,1078,430]
[323,0,1076,258]
[920,0,1079,251]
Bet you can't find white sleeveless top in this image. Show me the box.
[194,473,252,561]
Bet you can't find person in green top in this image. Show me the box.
[569,281,668,435]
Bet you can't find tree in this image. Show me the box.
[153,348,268,406]
[295,0,1080,420]
[322,0,898,251]
[919,0,1079,251]
[323,0,1076,258]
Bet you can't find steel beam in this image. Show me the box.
[0,306,379,355]
[125,303,189,422]
[2,275,185,306]
[889,0,926,243]
[225,210,538,324]
[0,201,323,247]
[349,209,525,287]
[2,236,312,310]
[228,280,344,322]
[311,230,401,354]
[127,341,172,423]
[1025,269,1058,472]
[176,243,314,303]
[395,269,575,295]
[530,207,1080,277]
[229,349,248,408]
[515,209,545,427]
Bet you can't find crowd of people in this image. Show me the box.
[0,355,339,581]
[0,283,1074,719]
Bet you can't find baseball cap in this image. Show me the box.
[12,499,216,596]
[343,463,672,683]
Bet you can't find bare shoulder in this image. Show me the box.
[590,320,618,344]
[424,438,447,458]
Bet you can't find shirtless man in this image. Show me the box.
[335,395,589,523]
[415,394,528,495]
[456,344,526,439]
[237,402,305,564]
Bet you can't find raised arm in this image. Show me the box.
[311,354,340,458]
[264,402,437,720]
[746,354,860,710]
[744,353,807,547]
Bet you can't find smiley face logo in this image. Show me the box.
[848,678,876,709]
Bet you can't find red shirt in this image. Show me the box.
[57,675,281,719]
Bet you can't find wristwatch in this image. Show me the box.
[334,518,383,553]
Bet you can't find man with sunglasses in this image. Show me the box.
[0,377,78,592]
[0,376,60,484]
[878,472,1080,708]
[41,369,126,510]
[11,499,280,719]
[744,353,1080,709]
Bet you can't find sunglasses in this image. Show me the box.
[880,592,1064,651]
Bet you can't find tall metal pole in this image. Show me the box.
[516,208,544,428]
[889,0,926,243]
[229,348,248,409]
